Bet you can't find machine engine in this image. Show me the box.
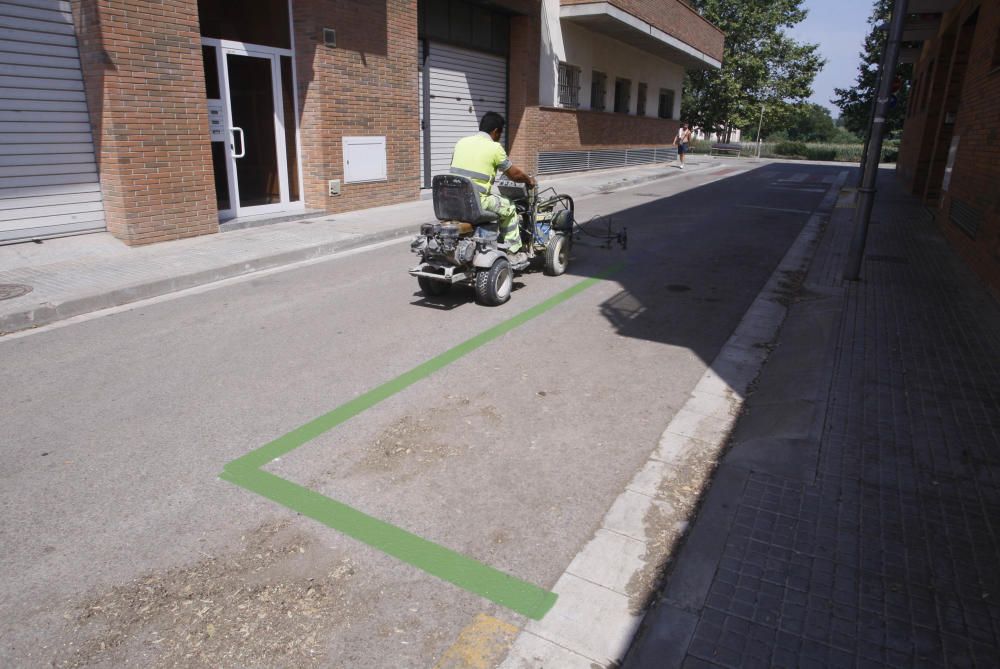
[411,222,479,265]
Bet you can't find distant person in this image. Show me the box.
[673,123,692,169]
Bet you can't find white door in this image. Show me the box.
[203,39,303,219]
[420,42,507,188]
[0,0,106,242]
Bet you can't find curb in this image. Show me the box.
[500,169,850,668]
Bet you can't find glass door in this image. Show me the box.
[202,41,302,219]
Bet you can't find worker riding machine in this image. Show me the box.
[409,175,575,306]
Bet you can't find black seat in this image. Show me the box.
[432,175,500,225]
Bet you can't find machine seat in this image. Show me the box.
[432,175,499,225]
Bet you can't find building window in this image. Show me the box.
[591,70,607,111]
[658,88,675,119]
[614,78,631,113]
[637,83,647,116]
[558,62,581,107]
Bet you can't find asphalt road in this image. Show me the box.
[1,162,840,668]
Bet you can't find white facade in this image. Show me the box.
[538,0,685,118]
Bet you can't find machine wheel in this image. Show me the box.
[475,258,512,306]
[418,276,451,297]
[544,234,570,276]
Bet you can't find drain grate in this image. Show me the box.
[866,254,909,264]
[0,283,32,301]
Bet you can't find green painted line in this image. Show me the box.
[221,264,623,620]
[222,467,558,619]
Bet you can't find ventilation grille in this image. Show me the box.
[537,146,678,175]
[949,198,982,239]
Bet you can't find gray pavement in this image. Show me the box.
[625,170,1000,668]
[0,159,723,335]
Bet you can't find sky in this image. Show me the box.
[785,0,876,118]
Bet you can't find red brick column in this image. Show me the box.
[72,0,218,245]
[292,0,420,213]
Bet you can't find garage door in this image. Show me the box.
[0,0,105,243]
[419,41,507,188]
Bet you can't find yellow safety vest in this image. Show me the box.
[450,132,512,194]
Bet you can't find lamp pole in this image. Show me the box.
[844,0,908,281]
[755,103,765,159]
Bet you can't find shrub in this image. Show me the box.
[774,141,808,157]
[803,146,837,161]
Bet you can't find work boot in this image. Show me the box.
[507,250,528,266]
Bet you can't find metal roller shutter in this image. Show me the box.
[420,41,506,188]
[0,0,105,243]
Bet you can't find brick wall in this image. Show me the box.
[72,0,218,245]
[292,0,420,214]
[935,0,1000,298]
[559,0,724,62]
[510,106,680,174]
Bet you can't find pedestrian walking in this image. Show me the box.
[673,123,692,169]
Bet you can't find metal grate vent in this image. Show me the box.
[537,146,678,175]
[949,198,982,239]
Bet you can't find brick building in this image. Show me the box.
[896,0,1000,297]
[0,0,722,245]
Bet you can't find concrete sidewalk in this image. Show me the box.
[625,171,1000,667]
[0,159,720,335]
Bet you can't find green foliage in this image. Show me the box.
[682,0,824,141]
[831,0,913,136]
[774,141,809,157]
[746,140,900,162]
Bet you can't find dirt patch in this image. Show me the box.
[54,522,366,669]
[773,269,807,307]
[352,395,502,480]
[624,452,720,614]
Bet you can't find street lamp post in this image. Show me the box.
[755,103,765,159]
[844,0,908,281]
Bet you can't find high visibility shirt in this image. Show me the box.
[450,131,512,194]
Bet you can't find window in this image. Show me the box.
[658,88,675,119]
[591,70,607,111]
[558,62,581,107]
[637,83,647,116]
[614,78,631,113]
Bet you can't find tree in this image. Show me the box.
[832,0,912,137]
[786,103,839,143]
[682,0,823,142]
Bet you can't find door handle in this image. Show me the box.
[230,126,246,158]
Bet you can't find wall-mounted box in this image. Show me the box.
[343,136,387,184]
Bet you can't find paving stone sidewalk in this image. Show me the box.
[626,171,1000,668]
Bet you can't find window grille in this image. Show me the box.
[558,63,580,107]
[591,70,607,111]
[658,88,675,119]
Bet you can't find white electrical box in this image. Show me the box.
[343,136,387,184]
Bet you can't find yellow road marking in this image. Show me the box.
[434,614,519,669]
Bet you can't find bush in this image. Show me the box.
[774,141,809,157]
[803,146,837,161]
[732,140,899,163]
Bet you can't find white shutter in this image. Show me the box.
[422,42,506,186]
[0,0,105,242]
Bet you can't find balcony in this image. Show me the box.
[559,0,724,70]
